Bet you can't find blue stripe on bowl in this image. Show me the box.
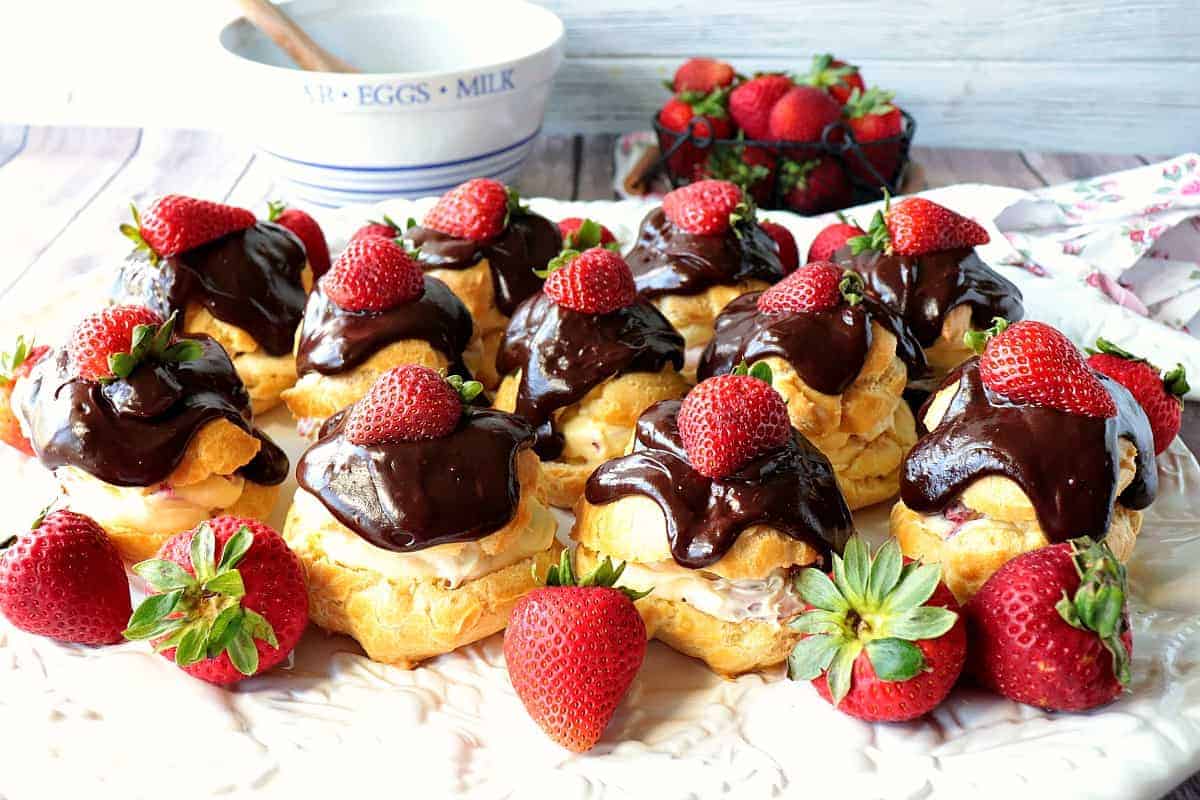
[268,146,532,191]
[279,150,532,197]
[263,127,542,173]
[280,153,529,206]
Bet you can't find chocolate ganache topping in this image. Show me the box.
[900,358,1156,542]
[625,207,785,298]
[18,337,288,488]
[113,222,308,357]
[697,291,928,394]
[496,292,685,460]
[839,247,1024,347]
[295,275,474,379]
[407,212,562,317]
[585,400,853,569]
[297,408,536,552]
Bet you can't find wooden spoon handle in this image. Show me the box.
[233,0,358,73]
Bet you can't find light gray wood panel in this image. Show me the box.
[513,134,576,200]
[1021,152,1145,185]
[224,154,285,212]
[912,147,1045,189]
[577,134,617,201]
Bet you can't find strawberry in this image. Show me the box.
[124,517,308,685]
[843,87,904,183]
[757,262,863,314]
[1087,339,1189,454]
[728,74,794,140]
[557,217,618,251]
[758,220,799,273]
[657,91,734,180]
[423,178,519,242]
[767,86,843,143]
[966,537,1132,711]
[969,319,1117,418]
[267,201,331,278]
[851,195,990,257]
[121,195,255,264]
[778,158,852,216]
[678,368,791,478]
[670,57,736,94]
[705,140,777,204]
[350,214,406,244]
[801,53,866,106]
[542,247,637,314]
[789,536,967,722]
[0,509,131,645]
[504,551,648,752]
[321,236,425,312]
[0,335,49,456]
[661,179,747,236]
[807,217,865,262]
[67,306,202,382]
[344,364,481,445]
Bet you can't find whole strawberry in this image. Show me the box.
[121,195,255,264]
[542,247,637,314]
[729,74,794,140]
[801,53,866,106]
[350,214,405,244]
[662,179,746,236]
[504,551,648,752]
[0,509,131,645]
[267,201,331,278]
[345,365,481,445]
[671,57,736,94]
[767,86,843,143]
[424,178,518,242]
[779,158,852,216]
[1087,339,1189,454]
[124,517,308,685]
[557,217,618,251]
[758,220,799,274]
[657,91,734,180]
[851,195,989,257]
[966,537,1132,711]
[67,305,202,382]
[757,262,863,314]
[0,335,49,456]
[678,368,791,478]
[807,218,865,262]
[321,236,425,312]
[843,87,904,183]
[788,536,966,722]
[969,318,1117,418]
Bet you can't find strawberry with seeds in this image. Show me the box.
[678,368,791,478]
[705,139,777,204]
[670,57,736,94]
[661,178,747,236]
[850,194,989,257]
[778,158,852,216]
[350,214,406,244]
[729,73,794,140]
[767,86,843,143]
[843,87,905,183]
[758,220,799,273]
[267,201,331,278]
[1087,339,1189,454]
[807,216,866,262]
[557,217,618,251]
[68,305,202,383]
[540,247,638,315]
[121,194,256,265]
[424,177,519,242]
[321,236,425,313]
[657,90,734,180]
[0,335,49,455]
[757,261,863,314]
[802,53,866,106]
[345,364,481,446]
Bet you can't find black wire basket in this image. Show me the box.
[650,109,917,214]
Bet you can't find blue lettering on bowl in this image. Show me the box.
[456,69,516,99]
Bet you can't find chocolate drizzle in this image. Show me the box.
[585,400,852,569]
[900,359,1156,542]
[19,338,288,488]
[408,212,562,316]
[625,208,785,298]
[295,276,474,379]
[114,222,308,357]
[297,408,535,552]
[496,293,684,459]
[839,247,1024,347]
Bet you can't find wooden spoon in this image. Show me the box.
[234,0,359,73]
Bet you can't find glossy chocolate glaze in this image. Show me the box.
[408,212,562,316]
[297,408,535,552]
[585,400,853,569]
[19,338,288,488]
[295,276,474,379]
[625,208,785,298]
[839,247,1024,347]
[900,359,1156,542]
[114,222,308,357]
[496,293,684,459]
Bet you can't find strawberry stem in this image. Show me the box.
[1055,537,1131,687]
[1163,363,1190,398]
[266,200,286,222]
[840,270,865,306]
[732,360,774,386]
[539,550,651,602]
[963,316,1010,355]
[119,203,160,266]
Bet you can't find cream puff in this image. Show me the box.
[15,306,288,562]
[285,365,561,668]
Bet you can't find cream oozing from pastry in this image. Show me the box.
[616,560,803,624]
[56,466,246,534]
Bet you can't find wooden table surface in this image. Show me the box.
[0,125,1197,800]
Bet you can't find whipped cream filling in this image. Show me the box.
[617,559,803,624]
[559,406,632,463]
[56,466,245,534]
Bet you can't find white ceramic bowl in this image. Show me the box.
[218,0,564,207]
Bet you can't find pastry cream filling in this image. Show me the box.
[617,559,804,624]
[558,408,632,464]
[56,466,245,534]
[292,489,558,588]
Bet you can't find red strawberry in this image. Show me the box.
[125,517,308,685]
[758,220,799,273]
[671,57,736,94]
[789,536,967,722]
[778,158,852,216]
[843,87,904,183]
[801,53,866,106]
[504,551,648,752]
[807,218,866,262]
[657,91,734,180]
[321,236,425,312]
[767,86,843,143]
[67,305,200,382]
[966,537,1132,711]
[1087,339,1189,454]
[970,319,1117,418]
[662,179,746,236]
[121,195,255,263]
[345,364,481,445]
[267,201,331,278]
[853,196,990,257]
[0,509,131,645]
[757,261,863,314]
[557,217,617,250]
[350,215,405,244]
[728,74,794,140]
[678,370,791,478]
[0,336,49,456]
[423,178,515,242]
[543,247,637,314]
[705,141,777,204]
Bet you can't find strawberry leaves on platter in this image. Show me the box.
[0,334,35,384]
[1055,537,1133,686]
[105,311,202,383]
[539,548,651,603]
